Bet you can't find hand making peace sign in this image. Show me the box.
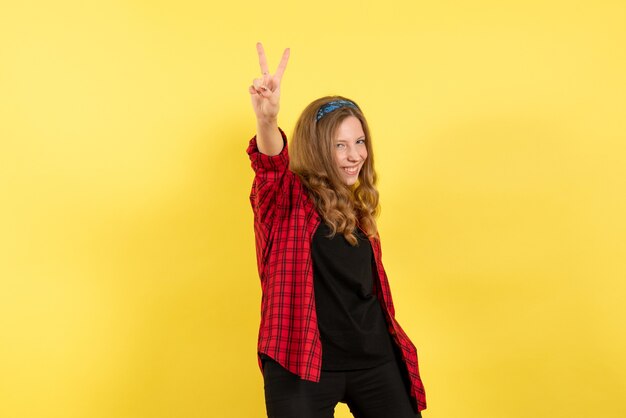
[249,42,290,122]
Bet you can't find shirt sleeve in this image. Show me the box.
[246,128,290,226]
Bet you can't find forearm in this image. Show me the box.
[256,117,284,156]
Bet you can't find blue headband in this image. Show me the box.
[316,99,359,122]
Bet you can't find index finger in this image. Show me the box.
[274,48,290,81]
[256,42,270,75]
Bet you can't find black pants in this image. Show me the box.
[263,358,422,418]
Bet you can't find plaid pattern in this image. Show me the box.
[247,130,427,412]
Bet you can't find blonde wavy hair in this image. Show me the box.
[289,96,379,245]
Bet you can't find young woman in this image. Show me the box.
[247,42,427,418]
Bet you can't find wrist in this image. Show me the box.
[256,116,278,128]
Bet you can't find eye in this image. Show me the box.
[335,143,346,149]
[356,139,366,145]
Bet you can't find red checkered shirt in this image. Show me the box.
[247,130,427,412]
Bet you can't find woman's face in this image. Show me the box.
[333,116,368,186]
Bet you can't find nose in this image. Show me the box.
[347,145,360,162]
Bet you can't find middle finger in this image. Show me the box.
[256,42,270,75]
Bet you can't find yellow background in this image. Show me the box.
[1,1,625,417]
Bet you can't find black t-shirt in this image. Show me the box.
[312,222,395,370]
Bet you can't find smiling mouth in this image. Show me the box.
[342,166,360,175]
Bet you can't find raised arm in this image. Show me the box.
[249,42,290,156]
